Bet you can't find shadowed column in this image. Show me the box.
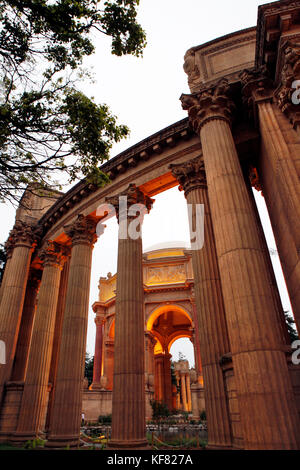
[181,79,300,449]
[0,221,40,404]
[12,241,67,442]
[46,215,99,448]
[107,183,153,449]
[170,157,232,448]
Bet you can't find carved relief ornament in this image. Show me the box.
[105,183,154,223]
[4,220,42,256]
[64,214,98,246]
[39,240,70,269]
[274,41,300,130]
[169,155,206,196]
[180,79,235,133]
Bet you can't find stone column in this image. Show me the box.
[107,183,153,449]
[46,215,98,448]
[181,79,300,449]
[170,157,232,448]
[12,241,67,442]
[180,373,188,412]
[0,221,40,403]
[90,308,106,390]
[11,271,41,382]
[186,373,192,412]
[45,258,71,432]
[154,355,164,402]
[104,341,114,390]
[163,352,173,411]
[241,68,300,332]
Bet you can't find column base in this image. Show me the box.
[10,431,42,445]
[45,435,81,448]
[206,444,234,450]
[108,439,150,450]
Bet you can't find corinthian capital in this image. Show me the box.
[180,79,235,132]
[39,240,69,269]
[64,214,98,247]
[105,183,154,223]
[169,155,206,196]
[273,41,300,130]
[4,220,42,255]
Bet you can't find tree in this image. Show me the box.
[0,243,6,284]
[85,352,94,386]
[284,311,299,344]
[0,1,146,204]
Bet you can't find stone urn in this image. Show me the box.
[100,375,107,390]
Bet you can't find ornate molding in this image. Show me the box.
[169,155,206,196]
[4,220,42,255]
[64,214,98,247]
[180,79,235,133]
[239,66,274,122]
[106,183,154,223]
[274,41,300,130]
[39,240,69,269]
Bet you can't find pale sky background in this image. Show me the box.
[0,0,293,368]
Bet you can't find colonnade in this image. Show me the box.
[0,71,299,450]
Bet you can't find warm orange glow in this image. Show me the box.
[146,249,185,260]
[146,304,192,332]
[154,339,163,355]
[109,320,115,339]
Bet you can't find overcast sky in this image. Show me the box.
[0,1,292,368]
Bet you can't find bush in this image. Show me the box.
[200,410,206,421]
[98,414,112,424]
[150,400,170,421]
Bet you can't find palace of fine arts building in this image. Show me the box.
[0,0,300,451]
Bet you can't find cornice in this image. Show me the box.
[37,118,192,236]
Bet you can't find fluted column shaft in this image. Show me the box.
[170,158,232,447]
[46,215,97,448]
[186,373,192,412]
[180,373,188,411]
[45,259,70,432]
[258,101,300,331]
[13,242,66,441]
[107,184,153,449]
[110,235,146,447]
[200,115,300,449]
[11,272,41,382]
[92,318,104,385]
[0,222,37,403]
[163,353,173,411]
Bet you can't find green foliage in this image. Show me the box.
[0,1,146,204]
[199,410,206,421]
[284,311,299,344]
[0,243,6,285]
[23,438,46,449]
[85,352,94,386]
[98,414,112,424]
[150,399,170,421]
